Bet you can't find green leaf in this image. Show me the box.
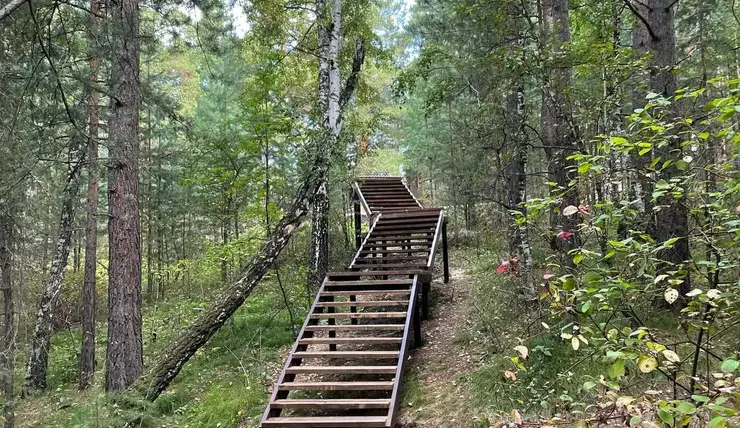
[691,395,710,403]
[720,359,739,373]
[610,136,628,145]
[676,402,696,414]
[578,162,591,174]
[708,416,728,428]
[609,359,625,379]
[583,381,596,391]
[581,300,592,313]
[573,252,584,264]
[658,408,674,426]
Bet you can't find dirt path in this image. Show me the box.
[397,264,487,428]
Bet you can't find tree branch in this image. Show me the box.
[0,0,27,22]
[624,0,659,41]
[339,37,365,111]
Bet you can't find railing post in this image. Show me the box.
[422,281,429,320]
[413,294,422,348]
[442,217,449,284]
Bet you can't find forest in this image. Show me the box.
[1,0,740,425]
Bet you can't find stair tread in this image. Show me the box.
[314,300,409,307]
[293,351,400,358]
[304,324,405,331]
[321,290,411,296]
[262,416,388,427]
[279,381,394,389]
[271,399,391,408]
[285,365,398,373]
[311,312,407,319]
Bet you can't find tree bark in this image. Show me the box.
[646,0,690,294]
[1,212,15,428]
[541,0,579,257]
[79,0,101,387]
[24,148,84,392]
[106,0,142,392]
[308,0,335,291]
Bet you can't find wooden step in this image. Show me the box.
[355,257,427,263]
[271,398,391,409]
[321,290,411,297]
[359,249,429,255]
[325,280,413,286]
[326,270,422,278]
[304,324,405,331]
[369,228,437,235]
[298,337,403,345]
[285,365,398,374]
[279,381,394,390]
[310,312,407,319]
[262,416,388,427]
[364,235,433,242]
[314,300,409,308]
[350,263,428,269]
[293,351,400,359]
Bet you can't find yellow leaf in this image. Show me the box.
[638,355,658,373]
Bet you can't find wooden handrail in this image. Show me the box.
[386,274,419,427]
[401,179,424,209]
[349,213,382,269]
[425,211,445,270]
[352,181,373,217]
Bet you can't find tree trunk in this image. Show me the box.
[24,148,84,392]
[106,0,142,392]
[541,0,579,257]
[1,212,15,428]
[645,0,690,295]
[79,1,101,386]
[308,0,336,290]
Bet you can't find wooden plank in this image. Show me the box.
[321,290,411,297]
[314,300,409,308]
[373,224,436,231]
[369,228,437,235]
[325,279,413,286]
[349,263,428,269]
[426,211,445,270]
[262,416,388,427]
[297,337,402,345]
[355,257,428,264]
[279,381,395,390]
[271,399,392,409]
[304,324,405,331]
[364,235,433,242]
[359,248,430,255]
[387,271,419,428]
[310,312,407,319]
[326,270,421,277]
[360,243,432,249]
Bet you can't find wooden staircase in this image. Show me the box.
[260,177,449,428]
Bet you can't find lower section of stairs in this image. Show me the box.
[260,273,420,427]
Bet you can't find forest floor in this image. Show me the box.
[397,262,490,428]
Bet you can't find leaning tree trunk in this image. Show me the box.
[0,212,15,428]
[106,0,142,392]
[133,29,364,406]
[24,149,84,392]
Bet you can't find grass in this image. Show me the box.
[13,282,303,428]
